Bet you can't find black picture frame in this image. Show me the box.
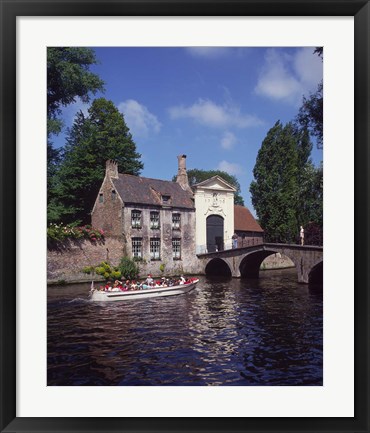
[0,1,368,432]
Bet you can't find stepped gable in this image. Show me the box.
[112,174,194,209]
[234,205,264,232]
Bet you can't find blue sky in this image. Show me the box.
[53,47,323,214]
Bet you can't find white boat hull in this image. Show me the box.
[89,279,199,302]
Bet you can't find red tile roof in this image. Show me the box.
[234,205,264,232]
[112,174,194,209]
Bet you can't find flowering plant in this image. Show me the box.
[47,223,105,242]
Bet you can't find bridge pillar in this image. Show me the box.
[227,256,241,278]
[294,253,322,284]
[297,263,309,284]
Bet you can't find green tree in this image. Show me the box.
[297,81,323,149]
[173,168,244,206]
[297,162,323,230]
[250,121,299,243]
[50,98,143,223]
[47,47,104,136]
[47,48,105,212]
[297,48,323,148]
[250,120,323,244]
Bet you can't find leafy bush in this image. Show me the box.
[82,258,140,281]
[48,223,104,242]
[83,261,122,281]
[117,257,140,280]
[82,266,95,274]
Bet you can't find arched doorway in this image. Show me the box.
[206,215,224,252]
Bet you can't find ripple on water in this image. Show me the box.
[48,270,323,386]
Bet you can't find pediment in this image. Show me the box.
[193,175,236,192]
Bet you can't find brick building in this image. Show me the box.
[233,204,264,247]
[91,156,198,275]
[91,155,263,275]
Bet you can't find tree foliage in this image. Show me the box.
[173,168,244,205]
[47,47,104,134]
[250,121,322,244]
[297,81,323,149]
[49,98,143,224]
[47,47,105,188]
[250,122,299,242]
[297,48,323,148]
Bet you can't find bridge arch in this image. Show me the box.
[239,249,299,279]
[197,243,323,283]
[308,260,323,284]
[205,258,232,277]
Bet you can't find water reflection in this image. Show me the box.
[48,269,322,386]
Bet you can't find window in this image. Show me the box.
[150,238,161,260]
[132,238,142,259]
[172,238,181,260]
[131,210,141,228]
[99,193,103,203]
[162,195,171,204]
[111,190,116,201]
[172,213,181,230]
[150,211,160,229]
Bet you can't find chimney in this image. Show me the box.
[106,160,119,179]
[176,154,192,193]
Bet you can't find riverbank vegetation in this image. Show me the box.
[47,223,104,242]
[82,257,140,281]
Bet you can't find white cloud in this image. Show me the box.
[118,99,161,137]
[293,48,323,88]
[169,99,263,129]
[217,160,243,175]
[221,131,237,150]
[255,48,323,105]
[185,47,230,58]
[185,47,250,59]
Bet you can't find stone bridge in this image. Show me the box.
[197,243,323,284]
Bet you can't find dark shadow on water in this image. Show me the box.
[205,258,232,277]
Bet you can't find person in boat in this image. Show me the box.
[131,280,139,290]
[161,277,168,287]
[145,274,153,285]
[179,275,186,285]
[109,280,120,292]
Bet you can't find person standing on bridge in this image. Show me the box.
[232,233,238,249]
[300,226,305,245]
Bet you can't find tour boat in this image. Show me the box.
[89,279,199,302]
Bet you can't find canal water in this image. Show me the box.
[47,268,323,386]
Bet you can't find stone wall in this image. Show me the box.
[260,253,294,270]
[47,233,201,284]
[91,172,123,237]
[47,237,124,284]
[122,205,199,276]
